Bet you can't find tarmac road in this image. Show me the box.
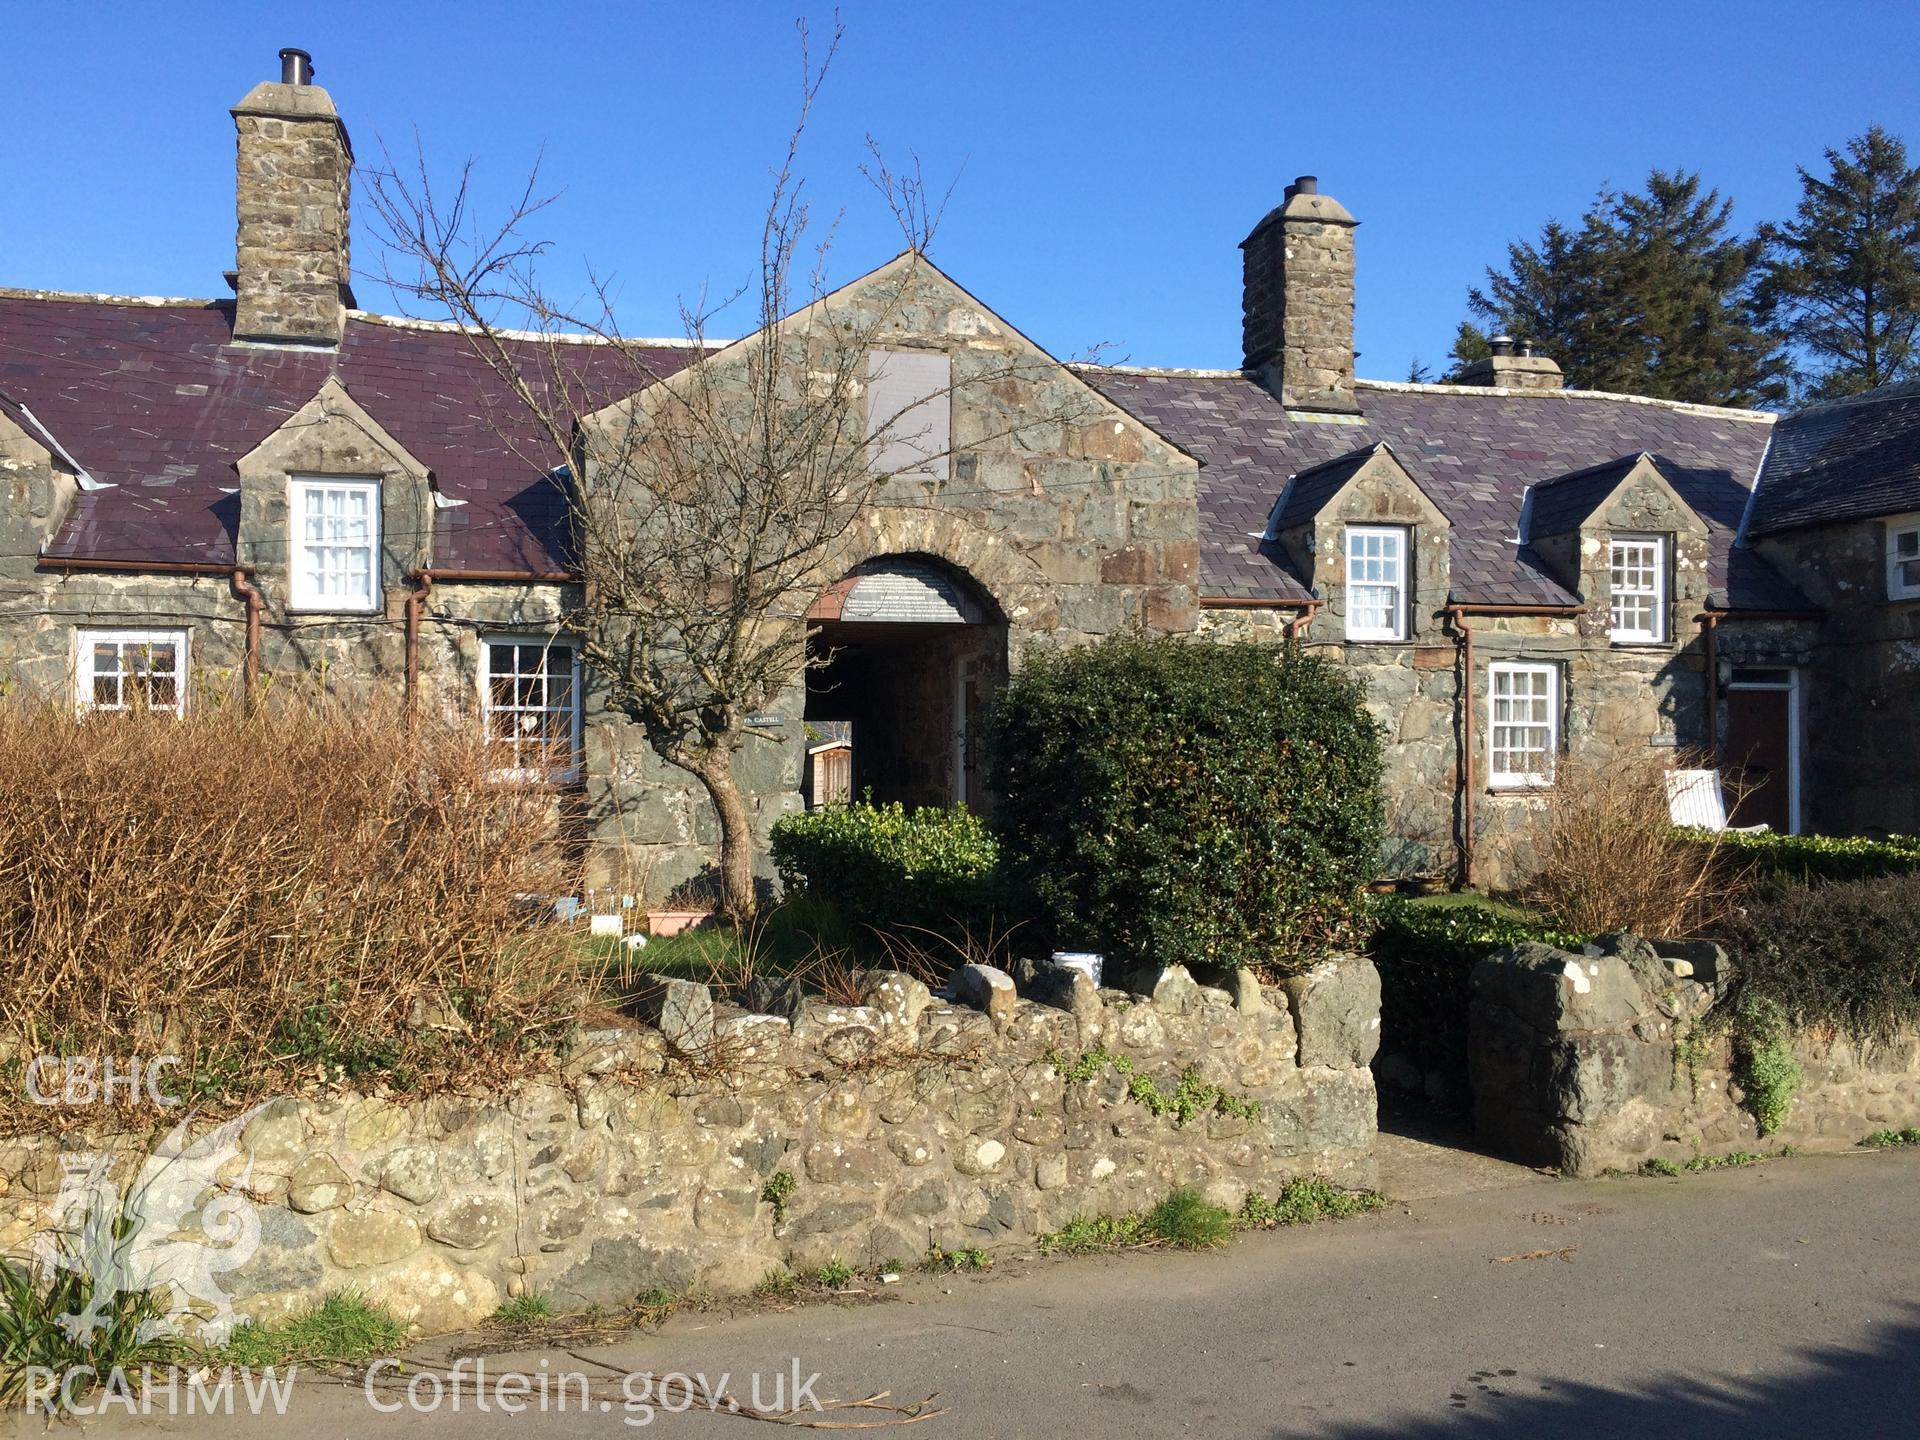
[27,1147,1920,1439]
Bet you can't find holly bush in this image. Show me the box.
[770,799,1001,937]
[987,635,1384,976]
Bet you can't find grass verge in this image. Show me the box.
[222,1293,410,1369]
[1040,1179,1386,1257]
[1862,1127,1920,1149]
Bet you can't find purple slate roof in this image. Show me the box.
[1082,369,1809,612]
[1748,379,1920,537]
[0,293,699,572]
[1268,443,1391,531]
[0,291,1812,614]
[1524,454,1650,539]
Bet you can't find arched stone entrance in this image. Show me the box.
[803,556,1007,811]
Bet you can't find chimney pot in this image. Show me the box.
[279,47,313,86]
[1457,335,1563,391]
[1293,175,1318,195]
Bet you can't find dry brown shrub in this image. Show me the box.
[0,687,583,1127]
[868,919,1026,992]
[1521,749,1744,939]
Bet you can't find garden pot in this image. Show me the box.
[646,909,710,937]
[1050,951,1104,986]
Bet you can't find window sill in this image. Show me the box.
[1608,636,1668,648]
[1486,782,1554,796]
[286,603,383,617]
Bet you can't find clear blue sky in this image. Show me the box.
[6,2,1918,378]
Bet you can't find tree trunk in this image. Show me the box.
[691,757,758,925]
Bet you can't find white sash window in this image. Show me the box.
[1488,662,1559,789]
[1608,535,1666,643]
[290,478,380,611]
[1345,525,1408,641]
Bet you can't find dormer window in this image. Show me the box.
[290,477,380,611]
[1608,535,1666,643]
[1345,525,1408,641]
[1888,521,1920,600]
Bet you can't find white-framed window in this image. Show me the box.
[76,629,189,716]
[481,637,582,782]
[1488,661,1559,789]
[289,477,380,611]
[1608,535,1666,643]
[1887,520,1920,600]
[1345,525,1408,641]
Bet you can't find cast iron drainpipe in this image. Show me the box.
[402,566,578,720]
[403,569,434,724]
[1699,611,1721,764]
[1444,604,1475,889]
[230,567,263,699]
[38,557,262,698]
[1437,600,1586,887]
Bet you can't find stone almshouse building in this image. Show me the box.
[2,53,1911,894]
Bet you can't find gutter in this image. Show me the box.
[1444,601,1586,617]
[1195,595,1324,641]
[416,568,578,583]
[39,556,265,700]
[41,557,241,577]
[1704,607,1825,622]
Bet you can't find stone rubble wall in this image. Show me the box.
[1469,935,1920,1176]
[0,957,1380,1337]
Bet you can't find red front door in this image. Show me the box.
[1725,685,1793,831]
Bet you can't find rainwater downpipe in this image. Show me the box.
[404,569,434,725]
[230,567,263,701]
[1699,612,1721,764]
[1445,604,1475,890]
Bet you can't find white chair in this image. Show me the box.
[1666,768,1769,833]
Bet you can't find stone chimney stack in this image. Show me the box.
[230,48,352,346]
[1457,335,1564,391]
[1240,176,1359,413]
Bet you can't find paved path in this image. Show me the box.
[26,1149,1920,1438]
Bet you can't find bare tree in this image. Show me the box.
[366,20,1076,922]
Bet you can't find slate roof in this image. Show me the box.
[0,293,699,573]
[1524,454,1649,539]
[1081,370,1808,612]
[1268,443,1387,532]
[0,289,1813,613]
[1747,379,1920,537]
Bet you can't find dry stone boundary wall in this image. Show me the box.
[1,956,1382,1336]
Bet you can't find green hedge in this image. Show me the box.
[769,801,1001,937]
[1682,829,1920,890]
[1368,897,1586,1095]
[986,635,1383,975]
[1726,872,1920,1045]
